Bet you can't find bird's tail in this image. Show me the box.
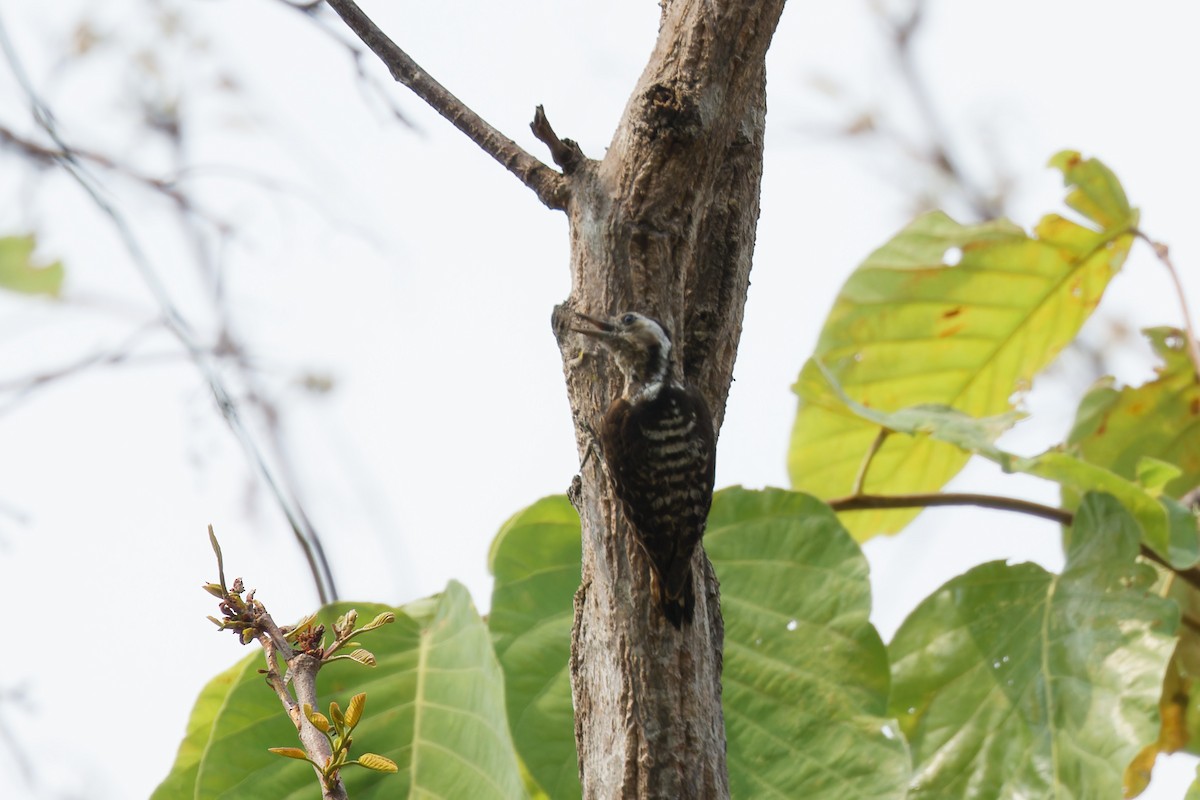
[654,563,695,629]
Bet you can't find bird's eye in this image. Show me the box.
[621,313,636,325]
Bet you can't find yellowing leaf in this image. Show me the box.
[789,152,1137,540]
[0,235,63,296]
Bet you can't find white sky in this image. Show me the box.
[1,0,1198,797]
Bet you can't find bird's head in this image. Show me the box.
[571,310,673,400]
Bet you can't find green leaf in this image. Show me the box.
[488,495,582,800]
[0,235,63,296]
[149,658,245,800]
[153,587,526,800]
[1061,322,1200,730]
[707,488,911,799]
[813,370,1178,556]
[1188,767,1200,800]
[889,493,1179,799]
[789,152,1137,540]
[486,490,911,799]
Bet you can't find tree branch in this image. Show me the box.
[322,0,569,209]
[828,491,1073,525]
[530,105,584,173]
[829,491,1200,592]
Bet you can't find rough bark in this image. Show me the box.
[323,0,786,795]
[549,3,785,796]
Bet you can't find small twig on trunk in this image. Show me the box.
[1137,231,1200,381]
[530,105,585,174]
[322,0,568,209]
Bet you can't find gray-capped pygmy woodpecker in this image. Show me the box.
[571,310,717,628]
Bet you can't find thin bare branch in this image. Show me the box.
[321,0,568,209]
[530,105,585,173]
[0,14,338,603]
[273,0,417,129]
[0,329,187,416]
[0,686,36,791]
[881,1,1003,220]
[1137,231,1200,381]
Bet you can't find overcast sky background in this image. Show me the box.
[1,0,1198,797]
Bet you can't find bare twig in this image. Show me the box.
[530,105,584,173]
[1137,231,1200,381]
[0,13,338,603]
[0,686,36,792]
[1,123,182,199]
[0,321,168,412]
[273,0,417,129]
[321,0,569,209]
[881,1,1003,220]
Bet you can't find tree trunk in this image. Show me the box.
[323,0,787,794]
[550,2,787,796]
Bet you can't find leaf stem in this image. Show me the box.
[1137,230,1200,381]
[849,428,890,496]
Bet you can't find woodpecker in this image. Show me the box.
[571,310,716,628]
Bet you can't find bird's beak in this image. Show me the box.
[569,311,615,337]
